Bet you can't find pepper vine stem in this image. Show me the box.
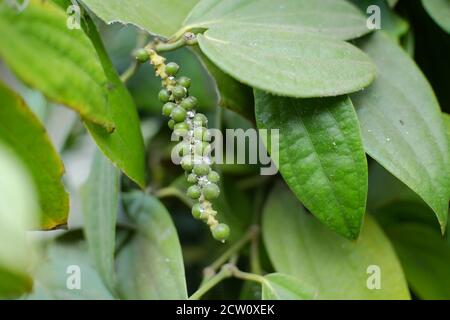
[201,225,260,283]
[190,262,266,300]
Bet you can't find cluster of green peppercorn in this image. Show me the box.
[135,47,230,242]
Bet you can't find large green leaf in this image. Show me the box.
[81,0,199,38]
[0,144,37,298]
[198,25,376,98]
[262,183,410,299]
[422,0,450,33]
[352,32,449,232]
[255,92,367,239]
[0,0,113,130]
[184,0,369,40]
[82,150,120,293]
[261,273,316,300]
[0,83,68,229]
[116,192,187,299]
[386,223,450,299]
[26,237,114,300]
[83,17,146,188]
[192,48,254,121]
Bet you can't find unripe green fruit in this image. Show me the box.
[178,76,191,89]
[180,96,197,110]
[174,122,189,136]
[194,127,211,141]
[212,223,230,242]
[166,62,179,76]
[207,171,220,183]
[193,113,208,126]
[162,102,176,117]
[181,156,194,171]
[172,86,187,100]
[187,173,197,184]
[187,185,201,199]
[193,163,210,176]
[168,119,175,130]
[171,106,187,122]
[191,203,203,219]
[159,89,171,103]
[178,142,191,157]
[135,48,149,63]
[203,183,220,200]
[194,141,211,156]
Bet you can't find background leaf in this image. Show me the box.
[422,0,450,33]
[0,82,68,229]
[184,0,369,40]
[386,223,450,299]
[0,144,37,298]
[83,17,146,188]
[352,32,449,231]
[255,92,367,239]
[261,273,316,300]
[116,192,187,299]
[82,150,120,293]
[26,236,114,300]
[198,25,376,98]
[81,0,199,38]
[350,0,409,41]
[262,183,410,299]
[0,0,113,130]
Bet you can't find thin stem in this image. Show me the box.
[155,187,194,207]
[209,225,258,271]
[231,266,266,284]
[120,31,148,83]
[189,265,233,300]
[120,61,138,83]
[250,235,263,275]
[148,36,187,53]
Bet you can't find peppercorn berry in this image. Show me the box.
[207,171,220,183]
[135,48,149,63]
[187,173,197,184]
[162,102,176,117]
[180,96,197,110]
[172,86,187,100]
[212,223,230,242]
[174,122,189,136]
[159,89,171,103]
[187,185,201,199]
[171,106,187,122]
[203,183,220,200]
[168,119,175,130]
[193,113,208,126]
[178,76,191,89]
[166,62,179,76]
[193,163,210,176]
[191,203,203,219]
